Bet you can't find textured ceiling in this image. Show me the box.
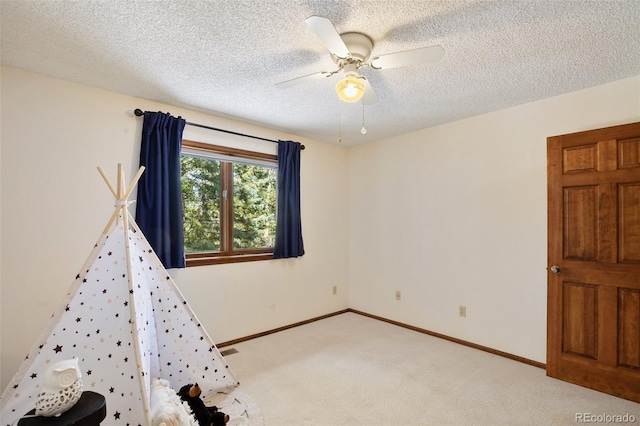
[2,0,639,146]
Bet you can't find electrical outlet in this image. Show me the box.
[332,286,337,295]
[395,290,401,301]
[459,305,467,317]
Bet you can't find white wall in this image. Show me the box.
[0,66,350,390]
[349,75,640,363]
[2,66,638,392]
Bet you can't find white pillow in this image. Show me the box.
[150,378,197,426]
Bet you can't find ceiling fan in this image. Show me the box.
[276,16,445,105]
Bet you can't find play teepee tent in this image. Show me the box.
[1,165,239,425]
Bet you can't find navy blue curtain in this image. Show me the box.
[135,111,186,269]
[273,140,305,259]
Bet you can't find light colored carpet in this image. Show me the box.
[225,312,639,425]
[203,388,264,426]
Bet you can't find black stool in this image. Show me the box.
[18,391,106,426]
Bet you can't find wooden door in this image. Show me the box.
[547,121,640,402]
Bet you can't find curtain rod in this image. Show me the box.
[134,109,305,150]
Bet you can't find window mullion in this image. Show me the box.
[221,162,234,255]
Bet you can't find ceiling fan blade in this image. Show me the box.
[305,16,350,58]
[275,71,333,89]
[370,45,444,69]
[362,78,378,105]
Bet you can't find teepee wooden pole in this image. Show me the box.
[124,166,145,201]
[118,167,152,422]
[115,164,124,227]
[97,166,118,198]
[99,164,146,235]
[98,165,145,202]
[102,206,123,235]
[117,163,123,200]
[100,165,122,235]
[120,166,129,231]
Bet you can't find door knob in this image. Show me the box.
[550,265,561,274]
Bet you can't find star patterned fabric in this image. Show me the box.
[1,220,239,425]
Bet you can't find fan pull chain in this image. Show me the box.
[337,100,343,143]
[361,101,367,135]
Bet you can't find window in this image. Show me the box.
[180,140,277,266]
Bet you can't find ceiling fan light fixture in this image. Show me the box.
[336,75,365,103]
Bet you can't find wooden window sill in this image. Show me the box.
[185,252,274,267]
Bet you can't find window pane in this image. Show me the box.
[233,163,277,249]
[181,155,221,252]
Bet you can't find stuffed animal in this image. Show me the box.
[177,383,229,426]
